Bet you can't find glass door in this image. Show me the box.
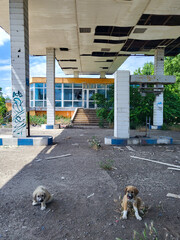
[83,89,96,108]
[88,89,95,108]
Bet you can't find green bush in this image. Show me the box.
[93,86,114,127]
[30,114,47,125]
[163,86,180,125]
[0,95,7,125]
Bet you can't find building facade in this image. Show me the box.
[30,77,114,118]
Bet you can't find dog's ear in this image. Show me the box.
[33,193,37,201]
[124,187,128,193]
[134,187,139,196]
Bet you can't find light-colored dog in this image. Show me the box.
[121,185,142,221]
[32,186,53,210]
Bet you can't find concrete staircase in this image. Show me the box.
[72,108,100,126]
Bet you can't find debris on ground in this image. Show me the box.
[166,193,180,199]
[45,154,71,160]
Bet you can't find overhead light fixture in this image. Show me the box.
[79,28,91,33]
[133,28,147,33]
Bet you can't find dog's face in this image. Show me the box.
[35,191,46,203]
[125,186,139,200]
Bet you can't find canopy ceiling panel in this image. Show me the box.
[0,0,179,75]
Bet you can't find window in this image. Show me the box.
[74,83,82,88]
[30,83,46,108]
[74,89,82,100]
[64,89,72,100]
[35,88,43,100]
[97,84,106,88]
[35,83,43,88]
[55,89,62,100]
[64,83,72,88]
[55,83,62,88]
[74,101,82,107]
[35,101,43,107]
[97,89,105,96]
[30,88,33,100]
[55,101,61,107]
[64,101,72,107]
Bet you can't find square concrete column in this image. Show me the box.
[153,48,164,127]
[10,0,29,137]
[114,70,130,138]
[46,48,55,125]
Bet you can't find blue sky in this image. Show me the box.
[0,27,154,98]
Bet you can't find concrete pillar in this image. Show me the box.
[46,48,55,125]
[74,71,79,78]
[114,71,130,138]
[153,48,164,127]
[10,0,29,137]
[100,71,106,78]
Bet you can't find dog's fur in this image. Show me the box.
[32,186,53,210]
[121,185,142,220]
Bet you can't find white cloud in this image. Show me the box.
[0,65,11,71]
[3,86,11,99]
[30,62,46,77]
[0,59,11,65]
[0,27,10,46]
[119,56,154,74]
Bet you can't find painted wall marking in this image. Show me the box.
[12,91,26,136]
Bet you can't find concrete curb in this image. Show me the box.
[150,125,162,130]
[104,136,173,145]
[0,135,53,146]
[41,124,60,129]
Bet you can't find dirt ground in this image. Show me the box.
[0,127,180,240]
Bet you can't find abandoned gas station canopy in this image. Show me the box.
[0,0,180,75]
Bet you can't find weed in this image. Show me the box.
[55,115,71,125]
[99,159,114,170]
[161,123,170,130]
[116,222,158,240]
[88,136,101,150]
[30,114,46,125]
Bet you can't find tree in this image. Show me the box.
[94,55,180,128]
[134,62,154,75]
[0,87,3,96]
[132,55,180,126]
[0,89,7,124]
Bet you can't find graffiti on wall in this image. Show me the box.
[12,90,26,136]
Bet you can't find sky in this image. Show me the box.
[0,27,154,98]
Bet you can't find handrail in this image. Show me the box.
[71,108,78,123]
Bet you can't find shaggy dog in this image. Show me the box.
[32,186,53,210]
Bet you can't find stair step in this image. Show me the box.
[72,108,100,126]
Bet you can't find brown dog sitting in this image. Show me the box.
[121,185,142,221]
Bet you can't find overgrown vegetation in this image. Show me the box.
[88,136,101,150]
[93,55,180,129]
[93,85,114,127]
[30,114,47,125]
[30,114,71,126]
[99,159,114,170]
[55,115,71,125]
[0,87,7,125]
[116,222,158,240]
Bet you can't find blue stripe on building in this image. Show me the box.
[0,139,2,146]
